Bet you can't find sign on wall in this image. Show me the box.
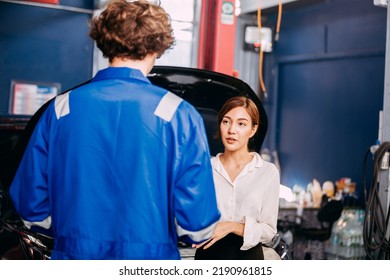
[9,80,60,115]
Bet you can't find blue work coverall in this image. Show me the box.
[10,67,220,259]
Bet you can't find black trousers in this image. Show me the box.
[194,233,264,260]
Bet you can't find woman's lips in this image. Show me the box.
[225,137,236,144]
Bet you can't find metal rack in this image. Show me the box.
[379,1,390,245]
[0,0,94,14]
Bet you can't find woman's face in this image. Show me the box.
[220,106,257,153]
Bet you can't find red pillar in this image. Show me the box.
[198,0,237,76]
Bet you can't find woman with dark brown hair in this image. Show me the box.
[194,96,280,260]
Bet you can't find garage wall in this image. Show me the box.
[235,0,386,205]
[0,0,94,115]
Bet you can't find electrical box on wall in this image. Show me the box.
[244,26,273,52]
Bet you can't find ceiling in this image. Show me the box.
[239,0,300,14]
[239,0,326,15]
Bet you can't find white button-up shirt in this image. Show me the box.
[211,152,280,250]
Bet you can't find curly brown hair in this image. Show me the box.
[89,0,175,62]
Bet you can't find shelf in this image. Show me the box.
[0,0,94,14]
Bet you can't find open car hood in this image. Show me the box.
[148,66,267,155]
[0,66,267,188]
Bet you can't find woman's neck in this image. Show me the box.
[220,150,252,166]
[219,150,253,182]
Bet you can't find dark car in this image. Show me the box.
[148,66,268,155]
[0,66,274,260]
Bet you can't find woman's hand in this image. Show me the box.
[192,221,244,250]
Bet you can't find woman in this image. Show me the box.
[194,96,280,260]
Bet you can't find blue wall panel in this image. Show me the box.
[0,1,94,114]
[265,0,387,205]
[275,24,326,56]
[327,14,387,53]
[277,56,384,189]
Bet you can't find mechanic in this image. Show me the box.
[9,0,220,260]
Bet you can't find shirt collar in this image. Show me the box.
[248,152,264,170]
[213,152,265,174]
[92,67,151,84]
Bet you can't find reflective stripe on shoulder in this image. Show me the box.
[54,91,70,119]
[154,91,183,122]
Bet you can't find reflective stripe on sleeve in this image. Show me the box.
[22,216,52,230]
[175,219,218,243]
